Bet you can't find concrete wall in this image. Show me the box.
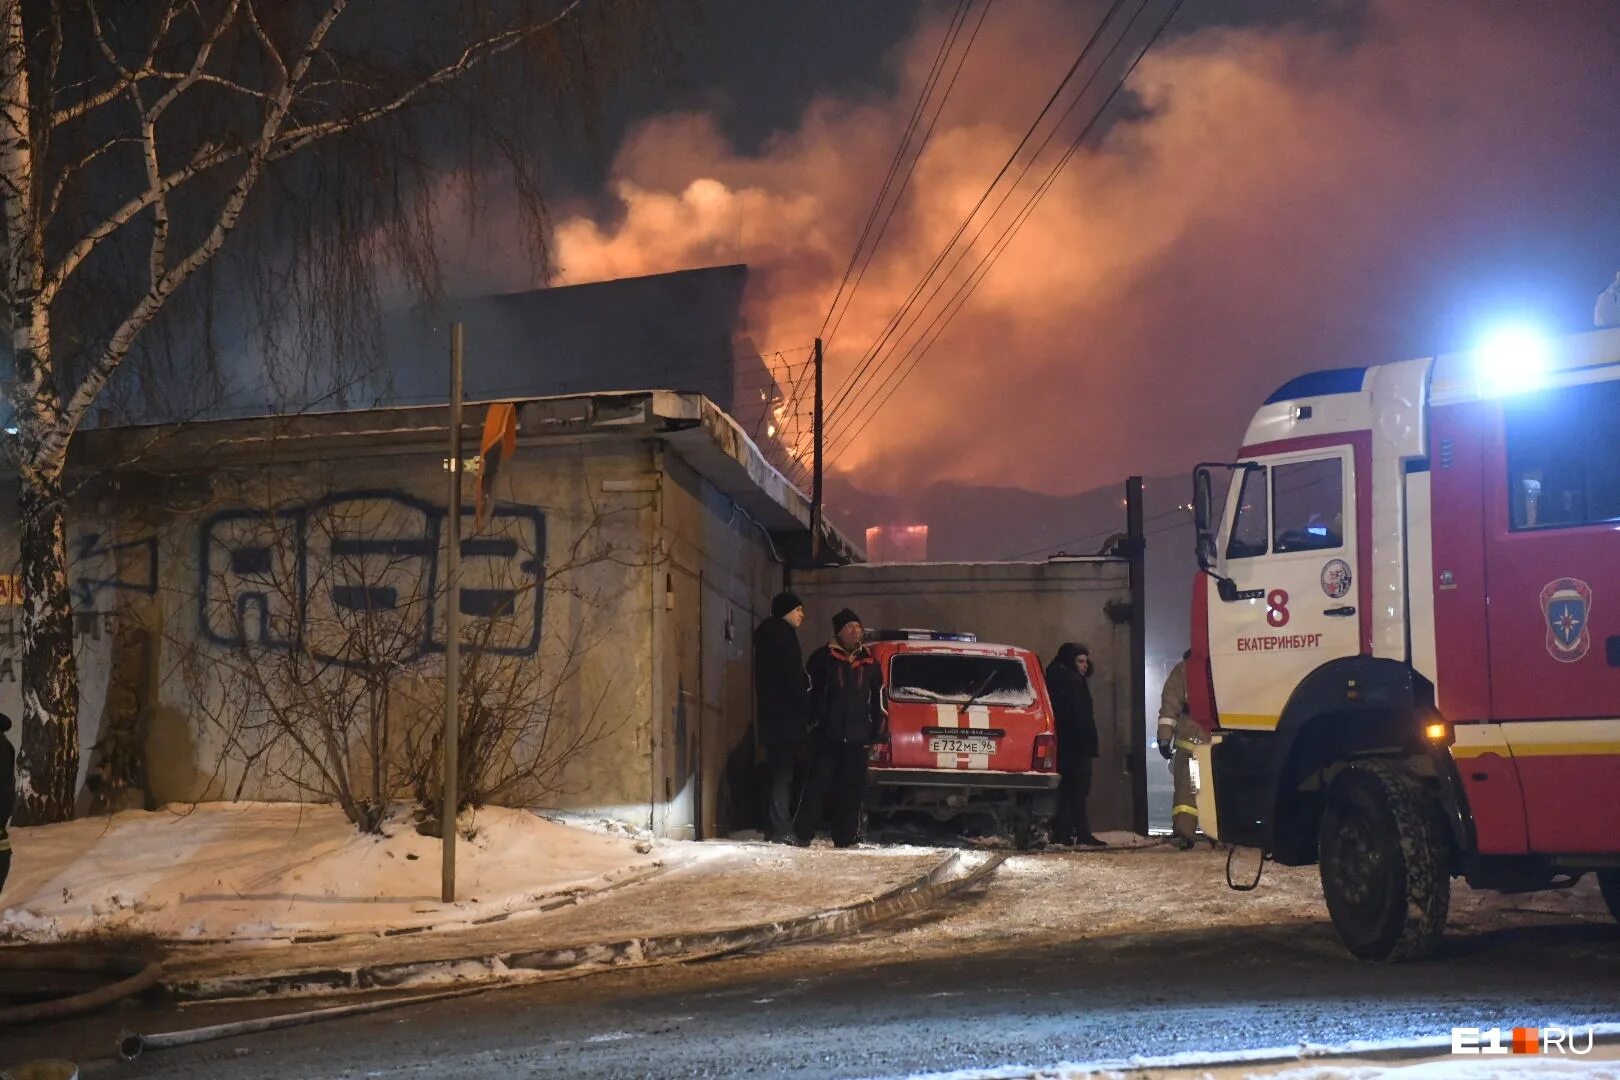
[788,559,1137,832]
[1,439,678,825]
[652,446,783,840]
[1,428,795,836]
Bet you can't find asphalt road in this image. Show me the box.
[7,863,1619,1080]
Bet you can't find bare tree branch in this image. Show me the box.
[270,0,585,159]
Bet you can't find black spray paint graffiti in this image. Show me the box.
[197,490,545,665]
[73,533,160,610]
[0,535,158,684]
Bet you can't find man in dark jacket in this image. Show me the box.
[795,608,884,848]
[1046,643,1105,847]
[0,713,14,893]
[754,591,811,844]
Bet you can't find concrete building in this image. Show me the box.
[0,264,1147,838]
[0,391,851,839]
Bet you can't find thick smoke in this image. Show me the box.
[545,0,1620,496]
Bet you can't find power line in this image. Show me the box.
[821,0,995,353]
[1001,503,1187,560]
[818,0,974,348]
[822,0,1131,426]
[828,0,1168,457]
[829,0,1185,462]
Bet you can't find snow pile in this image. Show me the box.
[0,802,667,943]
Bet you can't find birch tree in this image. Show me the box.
[0,0,656,823]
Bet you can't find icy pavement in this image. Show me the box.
[0,803,671,943]
[887,1026,1620,1078]
[156,839,955,992]
[5,841,1616,1077]
[801,838,1615,966]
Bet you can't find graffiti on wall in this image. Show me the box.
[0,534,159,683]
[73,533,160,611]
[0,492,546,683]
[198,490,545,665]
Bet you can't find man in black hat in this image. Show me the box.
[754,591,811,844]
[796,608,884,848]
[0,713,14,893]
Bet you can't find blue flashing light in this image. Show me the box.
[1476,325,1551,397]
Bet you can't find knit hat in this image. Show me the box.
[832,608,862,635]
[771,591,804,619]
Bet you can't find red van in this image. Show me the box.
[864,631,1060,847]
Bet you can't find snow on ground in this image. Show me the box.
[897,1032,1620,1079]
[0,802,675,944]
[1239,1056,1620,1079]
[811,834,1613,965]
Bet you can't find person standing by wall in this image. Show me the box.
[754,592,811,845]
[1046,643,1105,848]
[795,609,883,848]
[1156,650,1203,850]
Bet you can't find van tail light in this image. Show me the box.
[869,741,892,766]
[1032,733,1057,772]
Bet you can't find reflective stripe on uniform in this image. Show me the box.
[0,831,9,853]
[1172,804,1198,817]
[1174,740,1201,752]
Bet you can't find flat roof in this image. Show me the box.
[49,389,859,562]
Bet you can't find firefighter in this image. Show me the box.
[0,712,13,893]
[1157,650,1204,850]
[1046,643,1105,847]
[754,591,811,845]
[795,608,884,848]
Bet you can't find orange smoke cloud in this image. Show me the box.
[546,0,1620,497]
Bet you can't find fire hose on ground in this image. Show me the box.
[0,951,163,1026]
[117,984,493,1062]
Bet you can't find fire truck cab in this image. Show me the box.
[1190,325,1620,960]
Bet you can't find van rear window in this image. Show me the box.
[889,655,1034,707]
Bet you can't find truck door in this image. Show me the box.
[1210,442,1366,730]
[1484,372,1620,853]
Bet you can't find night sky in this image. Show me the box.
[442,0,1620,535]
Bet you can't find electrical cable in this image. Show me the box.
[829,0,1184,460]
[823,0,1131,422]
[825,0,1149,454]
[819,0,974,351]
[822,0,995,353]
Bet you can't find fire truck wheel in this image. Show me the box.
[1599,870,1620,924]
[1318,760,1450,961]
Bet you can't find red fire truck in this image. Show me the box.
[1188,324,1620,960]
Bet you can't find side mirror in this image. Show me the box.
[1194,468,1213,533]
[1216,576,1239,603]
[1193,467,1217,571]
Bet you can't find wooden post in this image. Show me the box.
[442,323,464,904]
[1126,475,1148,836]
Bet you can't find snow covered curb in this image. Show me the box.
[0,803,674,944]
[170,850,1006,1002]
[880,1024,1620,1079]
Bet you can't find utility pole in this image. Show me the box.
[442,322,465,904]
[1125,476,1148,836]
[810,336,824,565]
